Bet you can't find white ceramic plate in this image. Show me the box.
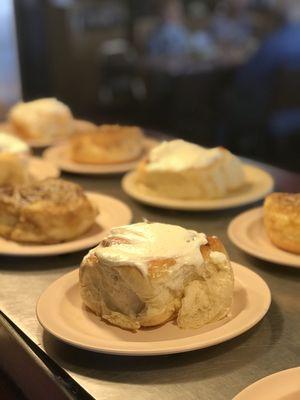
[36,262,271,356]
[0,193,132,257]
[28,156,60,181]
[43,138,159,175]
[121,165,274,211]
[228,207,300,268]
[233,367,300,400]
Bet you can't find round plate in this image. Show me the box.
[228,207,300,268]
[0,193,132,257]
[26,136,66,149]
[43,138,159,175]
[121,165,274,211]
[36,262,271,356]
[233,367,300,400]
[28,156,60,181]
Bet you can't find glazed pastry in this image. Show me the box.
[0,178,98,243]
[79,222,234,331]
[70,124,145,164]
[136,139,245,199]
[0,132,30,186]
[73,119,97,135]
[264,193,300,254]
[8,98,74,140]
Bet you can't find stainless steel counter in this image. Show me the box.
[0,161,300,400]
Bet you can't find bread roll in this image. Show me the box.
[0,178,98,243]
[79,222,234,331]
[70,124,144,164]
[136,139,245,199]
[0,132,30,186]
[264,193,300,254]
[9,98,73,140]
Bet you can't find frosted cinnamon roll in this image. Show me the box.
[136,139,246,199]
[70,124,145,164]
[0,178,98,243]
[79,222,234,331]
[0,132,30,186]
[8,98,74,140]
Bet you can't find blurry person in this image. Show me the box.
[147,0,189,56]
[237,1,300,85]
[210,0,252,45]
[220,0,300,170]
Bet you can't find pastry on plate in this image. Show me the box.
[73,119,97,135]
[136,139,246,199]
[264,193,300,254]
[79,221,234,331]
[0,178,98,243]
[0,132,30,186]
[70,124,145,164]
[8,98,74,140]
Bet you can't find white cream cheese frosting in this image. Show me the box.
[209,251,227,265]
[0,132,29,154]
[93,222,208,276]
[146,139,222,172]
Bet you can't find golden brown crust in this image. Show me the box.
[0,122,16,134]
[70,124,144,164]
[200,235,227,259]
[0,178,98,243]
[264,192,300,254]
[73,119,97,135]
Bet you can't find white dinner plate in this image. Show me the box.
[28,156,60,181]
[36,262,271,356]
[228,207,300,268]
[43,137,159,175]
[233,367,300,400]
[0,193,132,257]
[121,165,274,211]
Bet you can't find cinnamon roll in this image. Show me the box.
[8,98,74,140]
[0,178,98,243]
[70,124,145,164]
[264,193,300,254]
[136,139,246,199]
[79,222,234,331]
[0,132,30,186]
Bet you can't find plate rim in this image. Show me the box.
[43,137,159,175]
[0,192,132,257]
[36,262,271,356]
[121,165,274,211]
[233,367,300,399]
[228,207,300,268]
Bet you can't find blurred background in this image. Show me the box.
[1,0,299,171]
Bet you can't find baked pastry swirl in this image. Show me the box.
[264,193,300,254]
[70,124,145,164]
[0,178,98,243]
[79,222,234,331]
[136,139,245,199]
